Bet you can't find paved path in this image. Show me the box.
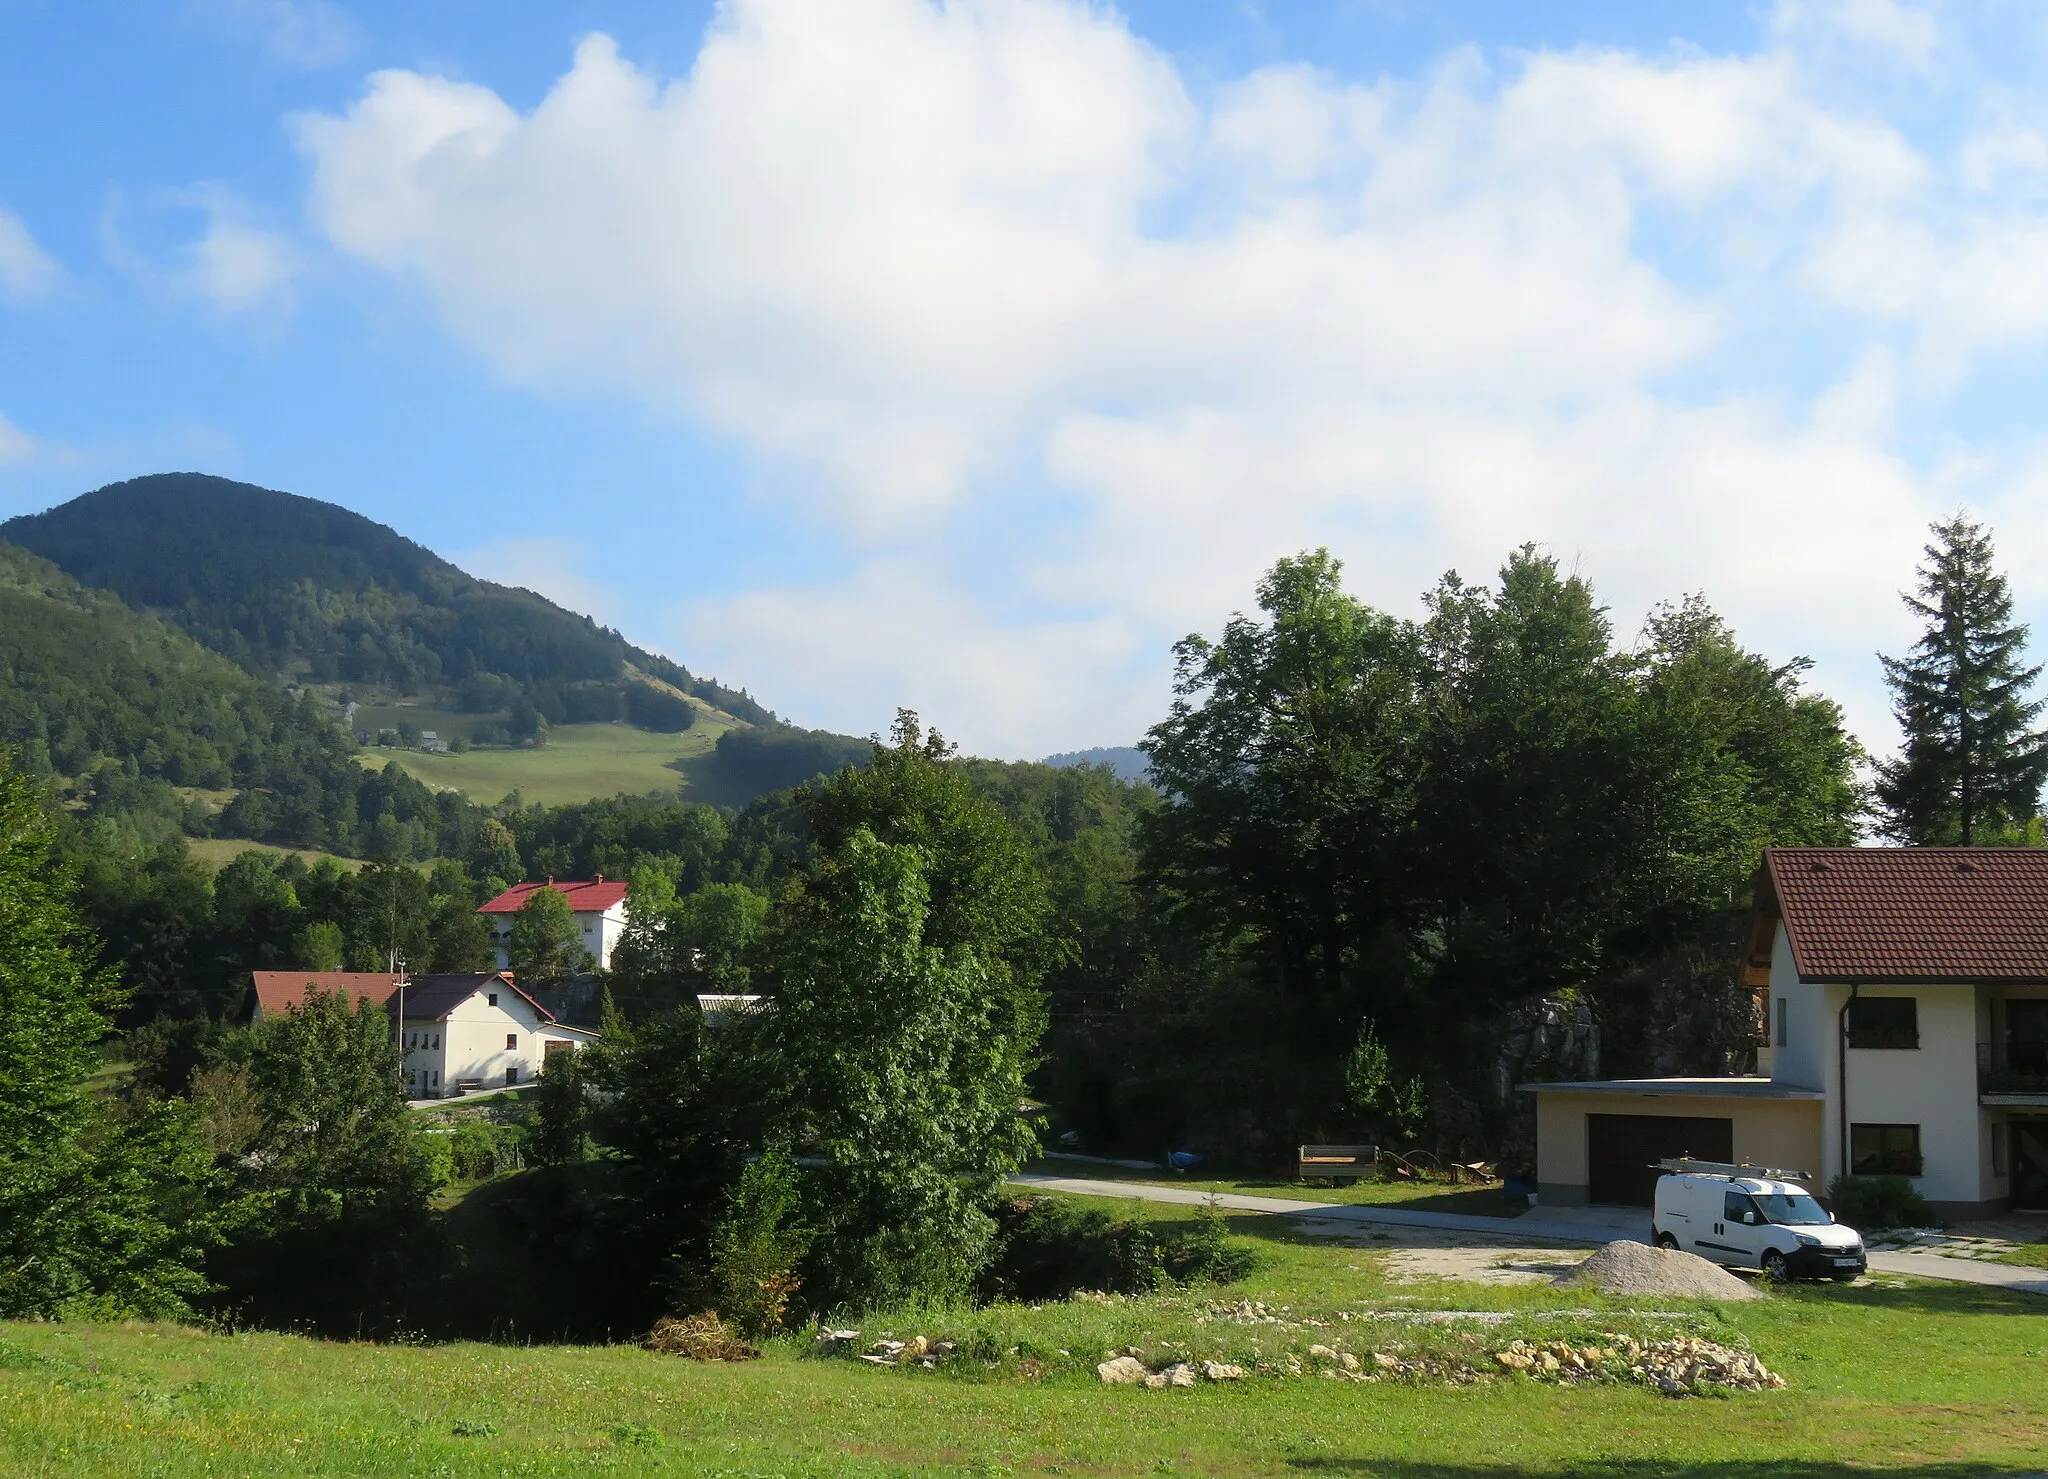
[1012,1173,2048,1297]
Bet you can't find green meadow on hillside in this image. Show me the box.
[358,713,742,809]
[3,1189,2045,1477]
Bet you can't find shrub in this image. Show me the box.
[448,1119,524,1180]
[1160,1200,1258,1285]
[415,1130,454,1189]
[982,1196,1254,1302]
[1827,1173,1936,1230]
[706,1148,812,1339]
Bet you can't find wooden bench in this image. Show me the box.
[1298,1144,1376,1184]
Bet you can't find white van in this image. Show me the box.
[1651,1164,1865,1282]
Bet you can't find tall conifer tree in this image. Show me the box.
[1876,515,2048,844]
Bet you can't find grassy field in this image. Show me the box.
[4,1189,2046,1476]
[183,838,369,872]
[360,713,742,809]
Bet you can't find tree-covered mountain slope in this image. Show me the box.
[0,539,470,855]
[0,472,774,727]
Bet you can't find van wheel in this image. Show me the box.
[1761,1249,1791,1283]
[1655,1232,1679,1251]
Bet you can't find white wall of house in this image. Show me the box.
[400,987,596,1096]
[1767,925,1992,1209]
[489,902,627,972]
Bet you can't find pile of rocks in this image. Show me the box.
[1096,1354,1247,1387]
[814,1330,961,1370]
[1494,1335,1783,1394]
[1302,1344,1471,1384]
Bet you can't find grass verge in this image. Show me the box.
[4,1190,2045,1476]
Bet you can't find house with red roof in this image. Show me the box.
[477,876,631,972]
[1526,847,2048,1218]
[249,969,599,1098]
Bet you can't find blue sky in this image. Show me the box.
[6,1,2048,758]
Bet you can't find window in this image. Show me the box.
[1847,996,1918,1049]
[1751,1191,1830,1225]
[506,1066,519,1086]
[1774,997,1787,1048]
[487,992,499,1007]
[506,1033,518,1051]
[2011,999,2048,1073]
[1723,1191,1757,1224]
[1850,1122,1923,1176]
[432,1033,439,1049]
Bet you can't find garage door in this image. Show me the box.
[1587,1113,1733,1207]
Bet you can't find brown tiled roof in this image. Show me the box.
[1761,846,2048,983]
[251,970,403,1017]
[250,969,551,1022]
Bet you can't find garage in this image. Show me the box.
[1586,1113,1733,1206]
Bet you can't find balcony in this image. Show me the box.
[1980,1043,2048,1102]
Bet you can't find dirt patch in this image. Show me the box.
[1389,1246,1594,1285]
[1564,1240,1760,1300]
[1288,1213,1594,1285]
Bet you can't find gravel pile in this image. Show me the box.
[1565,1240,1760,1300]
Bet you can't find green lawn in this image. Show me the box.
[5,1189,2045,1476]
[361,713,741,808]
[183,838,369,872]
[1030,1156,1526,1216]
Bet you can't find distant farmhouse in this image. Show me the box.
[478,877,630,971]
[250,969,598,1098]
[1526,848,2048,1217]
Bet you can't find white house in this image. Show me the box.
[1526,847,2048,1218]
[389,972,599,1097]
[249,969,599,1098]
[478,877,630,971]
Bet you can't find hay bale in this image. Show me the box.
[646,1312,761,1360]
[1563,1240,1760,1300]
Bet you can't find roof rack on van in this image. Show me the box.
[1652,1157,1811,1182]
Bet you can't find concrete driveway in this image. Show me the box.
[1010,1172,2048,1296]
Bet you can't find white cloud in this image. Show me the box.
[186,0,359,70]
[453,536,626,632]
[1772,0,1941,71]
[294,0,2048,756]
[670,563,1150,751]
[0,208,58,298]
[183,197,300,315]
[0,410,35,465]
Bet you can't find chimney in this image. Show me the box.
[595,872,604,884]
[545,874,554,886]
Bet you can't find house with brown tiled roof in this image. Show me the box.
[249,969,598,1099]
[1526,847,2048,1218]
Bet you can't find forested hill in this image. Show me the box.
[0,538,463,854]
[1,472,775,726]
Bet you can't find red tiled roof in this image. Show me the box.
[477,878,630,915]
[1761,846,2048,983]
[251,970,403,1017]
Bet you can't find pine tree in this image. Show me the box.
[1876,515,2048,844]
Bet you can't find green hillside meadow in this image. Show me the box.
[362,711,744,809]
[1,1189,2043,1477]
